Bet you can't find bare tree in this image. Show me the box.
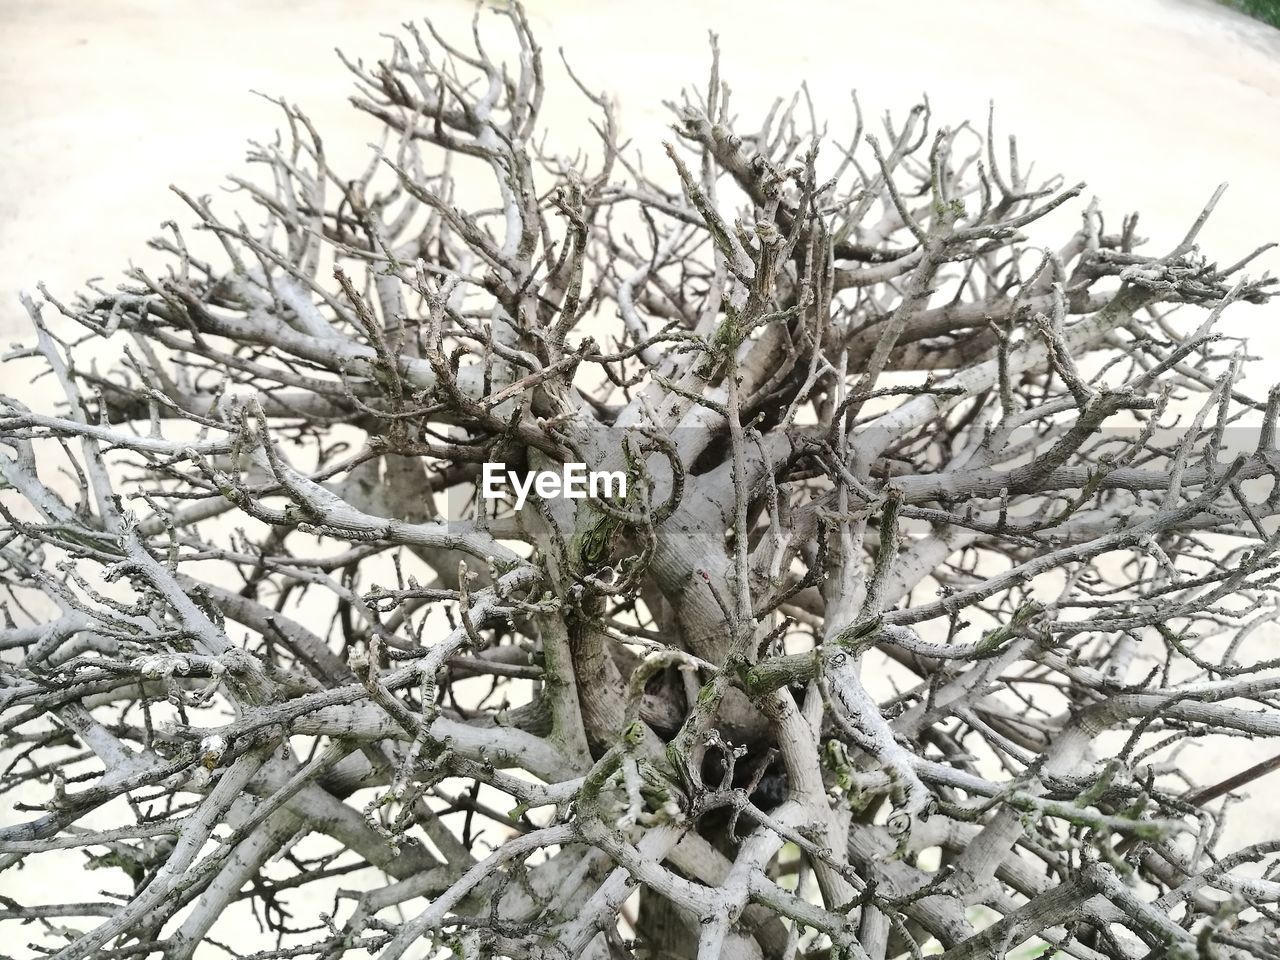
[3,5,1280,959]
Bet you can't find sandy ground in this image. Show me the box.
[2,0,1280,955]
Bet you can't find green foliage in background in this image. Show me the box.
[1224,0,1280,29]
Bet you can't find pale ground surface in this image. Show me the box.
[2,0,1280,956]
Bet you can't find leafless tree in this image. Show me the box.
[3,5,1280,959]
